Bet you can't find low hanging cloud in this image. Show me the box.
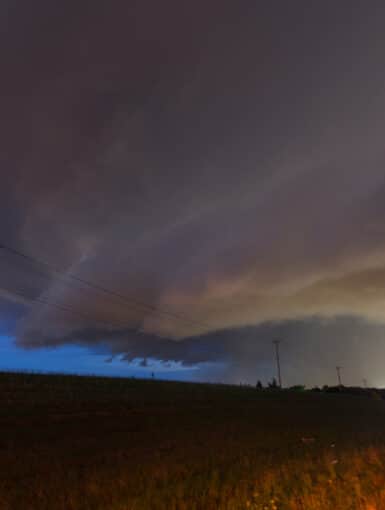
[15,317,385,387]
[18,326,226,366]
[2,1,385,384]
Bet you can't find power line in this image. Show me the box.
[272,339,282,388]
[336,366,343,387]
[0,242,211,333]
[2,286,136,331]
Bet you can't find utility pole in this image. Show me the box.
[273,339,282,388]
[336,366,343,387]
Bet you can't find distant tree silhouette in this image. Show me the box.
[288,385,305,392]
[268,378,278,389]
[256,380,263,390]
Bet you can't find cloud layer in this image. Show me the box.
[2,1,385,382]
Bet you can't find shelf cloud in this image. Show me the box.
[2,1,385,384]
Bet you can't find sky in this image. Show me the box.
[2,1,385,386]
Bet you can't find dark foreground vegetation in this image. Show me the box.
[0,372,385,509]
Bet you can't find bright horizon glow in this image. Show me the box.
[0,335,209,381]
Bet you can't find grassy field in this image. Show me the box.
[0,373,385,509]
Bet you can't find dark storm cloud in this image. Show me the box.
[2,1,385,384]
[18,317,385,387]
[19,326,226,366]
